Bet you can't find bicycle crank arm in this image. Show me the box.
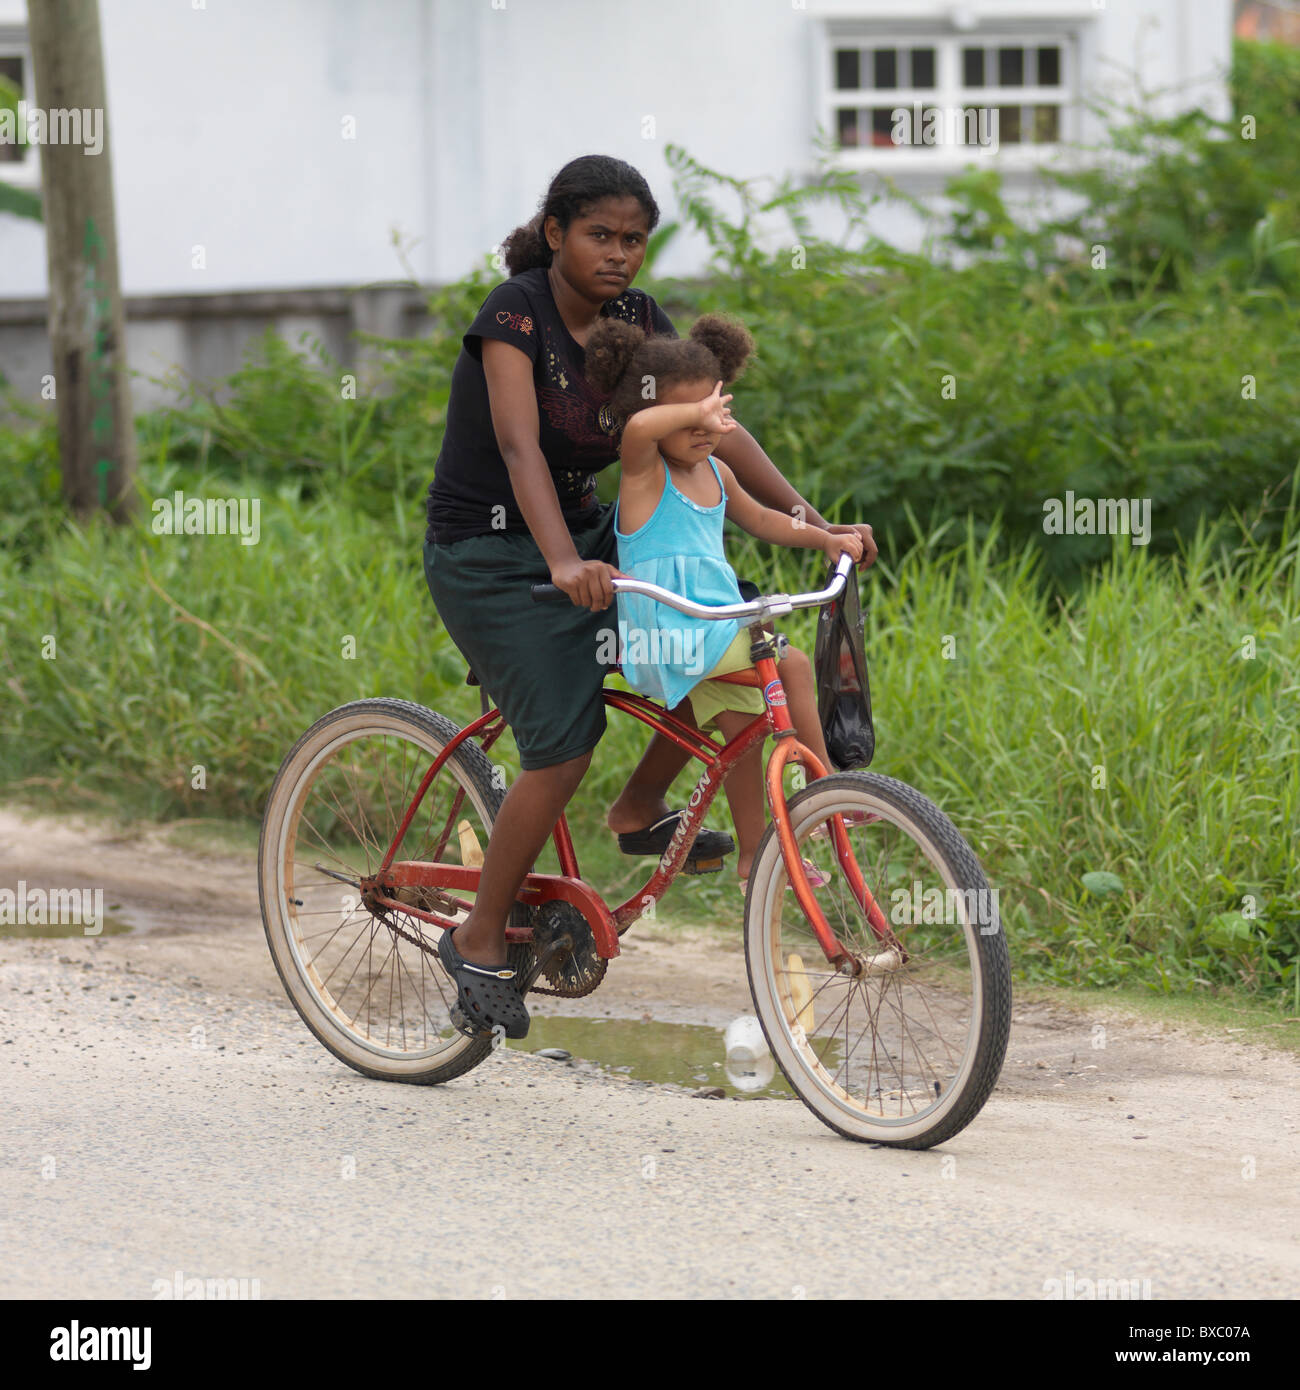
[517,932,574,993]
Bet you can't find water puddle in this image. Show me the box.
[507,1015,797,1100]
[0,912,134,940]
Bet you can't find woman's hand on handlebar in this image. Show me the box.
[550,558,625,612]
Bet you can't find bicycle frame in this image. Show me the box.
[362,638,896,977]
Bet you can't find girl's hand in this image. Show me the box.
[825,522,877,568]
[822,530,864,565]
[697,381,736,436]
[550,558,624,612]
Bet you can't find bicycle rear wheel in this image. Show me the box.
[744,771,1011,1148]
[258,697,524,1083]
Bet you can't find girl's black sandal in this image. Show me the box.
[616,811,734,863]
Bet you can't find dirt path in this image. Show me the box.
[2,807,1297,1299]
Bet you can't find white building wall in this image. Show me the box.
[0,0,1234,299]
[1,0,428,296]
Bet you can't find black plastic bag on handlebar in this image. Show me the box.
[813,565,874,769]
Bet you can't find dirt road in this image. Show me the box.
[1,808,1297,1299]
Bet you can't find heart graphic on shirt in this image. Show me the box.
[495,311,511,324]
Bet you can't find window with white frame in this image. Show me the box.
[0,26,32,174]
[826,29,1077,158]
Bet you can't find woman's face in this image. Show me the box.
[546,196,650,302]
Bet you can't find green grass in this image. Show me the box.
[2,470,1296,1010]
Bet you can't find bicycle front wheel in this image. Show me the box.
[744,771,1011,1148]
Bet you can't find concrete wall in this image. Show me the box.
[0,284,430,418]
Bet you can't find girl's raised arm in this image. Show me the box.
[619,382,733,474]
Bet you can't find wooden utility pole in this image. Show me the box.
[27,0,136,519]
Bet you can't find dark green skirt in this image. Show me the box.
[423,504,619,770]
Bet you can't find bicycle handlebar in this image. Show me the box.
[529,551,858,623]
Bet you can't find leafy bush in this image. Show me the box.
[1037,38,1300,294]
[33,39,1290,594]
[641,134,1298,592]
[133,268,498,513]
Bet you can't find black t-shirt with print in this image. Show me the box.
[424,266,677,545]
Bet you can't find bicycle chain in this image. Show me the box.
[372,906,436,955]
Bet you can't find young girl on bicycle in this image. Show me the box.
[585,314,864,890]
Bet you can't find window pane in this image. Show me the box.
[963,47,984,86]
[835,48,860,90]
[836,106,860,147]
[872,48,897,90]
[871,108,897,148]
[1037,46,1061,86]
[954,109,988,146]
[0,55,23,163]
[1032,105,1060,143]
[911,47,936,88]
[998,47,1024,86]
[879,106,946,149]
[996,105,1023,143]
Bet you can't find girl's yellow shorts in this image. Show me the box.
[684,628,766,732]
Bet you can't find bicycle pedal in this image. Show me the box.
[449,1004,490,1041]
[683,856,725,875]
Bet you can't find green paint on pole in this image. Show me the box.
[83,216,107,258]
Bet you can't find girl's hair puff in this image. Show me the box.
[586,313,755,428]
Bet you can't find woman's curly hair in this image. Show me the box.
[585,313,755,428]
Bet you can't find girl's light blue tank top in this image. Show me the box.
[613,455,745,710]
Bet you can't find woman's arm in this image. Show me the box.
[711,423,825,524]
[482,338,619,611]
[712,421,878,567]
[717,462,862,563]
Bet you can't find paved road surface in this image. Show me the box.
[1,809,1297,1299]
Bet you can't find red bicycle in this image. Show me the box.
[258,555,1011,1147]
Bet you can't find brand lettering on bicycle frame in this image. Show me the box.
[660,771,712,870]
[763,679,787,708]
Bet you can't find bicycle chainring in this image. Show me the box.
[527,901,607,998]
[372,900,605,1000]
